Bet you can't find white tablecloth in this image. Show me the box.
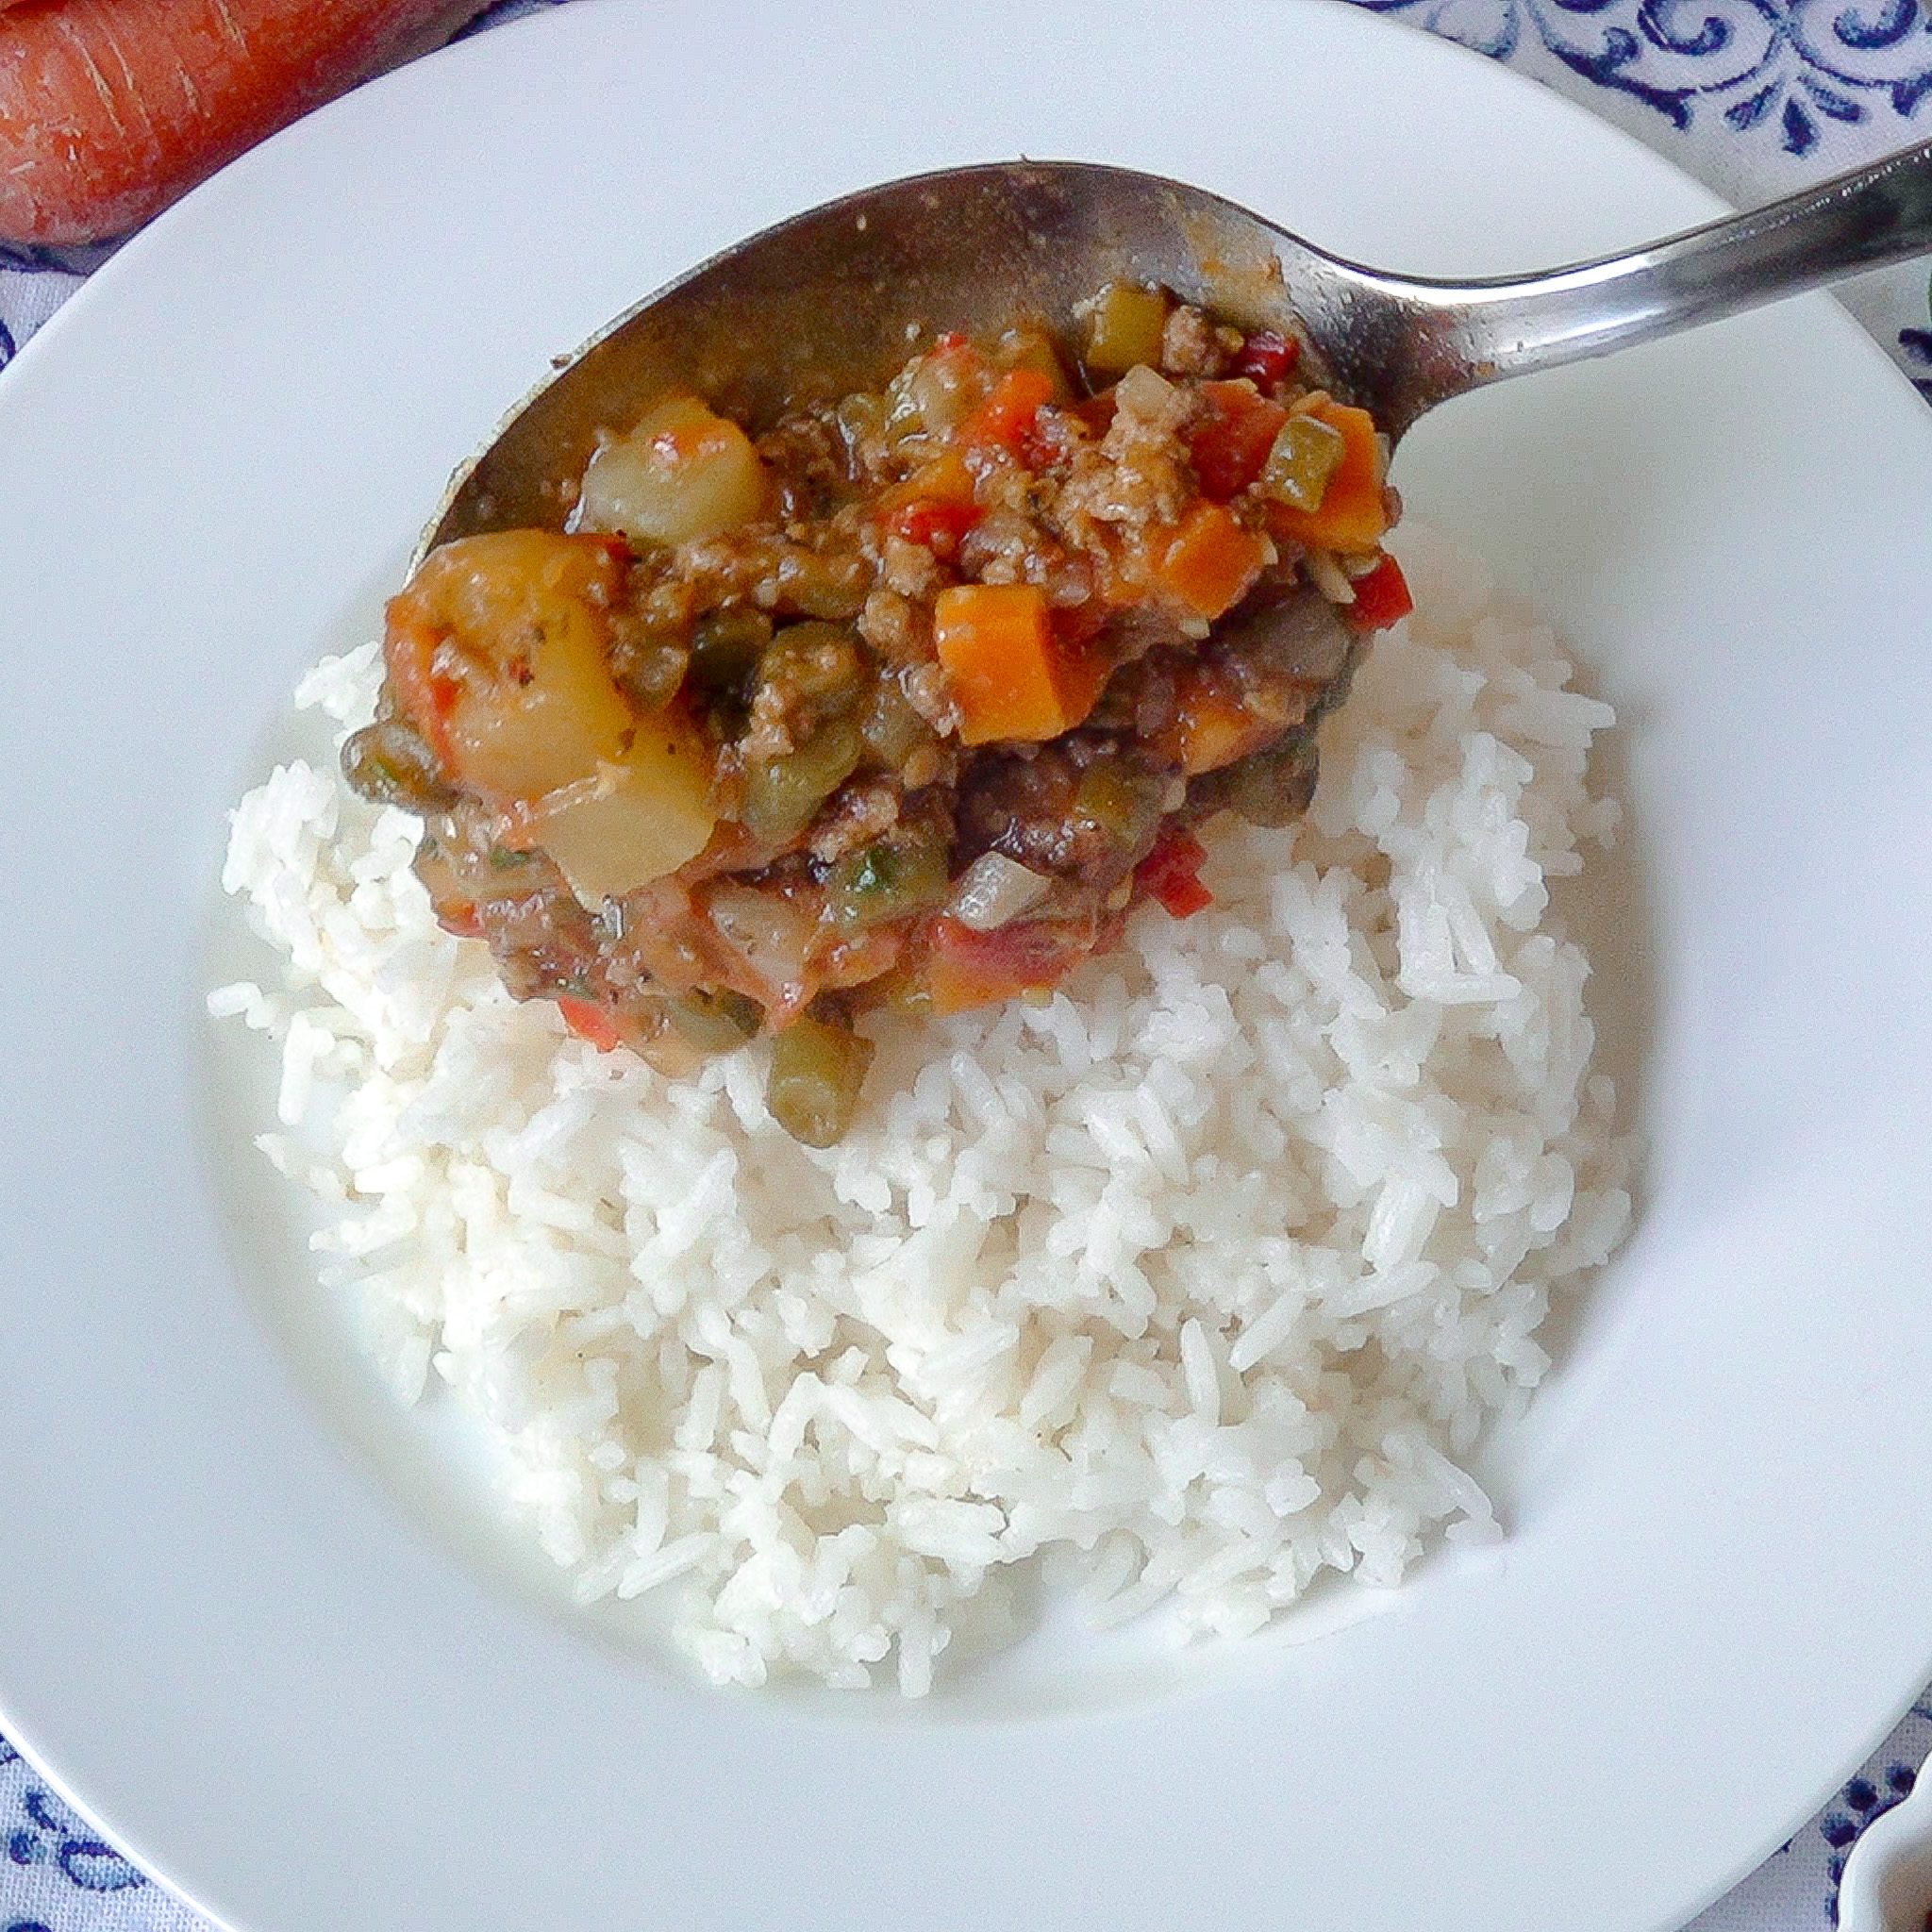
[2,1,1927,1925]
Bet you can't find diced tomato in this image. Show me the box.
[1229,328,1299,386]
[380,610,461,766]
[1344,553,1414,632]
[1183,380,1290,500]
[557,995,623,1053]
[958,367,1058,464]
[923,915,1089,1013]
[887,497,983,558]
[1135,827,1214,919]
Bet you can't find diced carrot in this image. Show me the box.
[1344,553,1414,631]
[957,367,1058,462]
[0,0,488,245]
[1135,827,1213,918]
[1150,502,1272,621]
[933,582,1105,745]
[557,996,622,1054]
[1184,381,1289,500]
[1265,399,1390,554]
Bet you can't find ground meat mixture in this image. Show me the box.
[343,283,1413,1143]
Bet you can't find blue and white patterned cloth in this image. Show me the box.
[2,1,1928,1927]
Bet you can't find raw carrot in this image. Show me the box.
[932,582,1105,746]
[1264,398,1391,555]
[0,0,488,245]
[1150,501,1273,621]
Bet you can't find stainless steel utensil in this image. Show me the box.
[428,140,1932,550]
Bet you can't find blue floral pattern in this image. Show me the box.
[0,1738,145,1898]
[1358,0,1932,153]
[1817,1699,1932,1924]
[4,0,1932,1927]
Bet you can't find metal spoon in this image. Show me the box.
[427,140,1932,549]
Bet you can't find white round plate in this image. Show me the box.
[5,2,1932,1928]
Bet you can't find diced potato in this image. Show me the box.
[578,393,771,545]
[525,707,717,904]
[1077,282,1171,376]
[392,531,636,802]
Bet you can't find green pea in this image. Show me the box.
[689,608,773,698]
[859,675,936,772]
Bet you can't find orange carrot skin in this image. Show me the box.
[0,0,487,245]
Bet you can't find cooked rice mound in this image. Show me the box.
[210,523,1633,1694]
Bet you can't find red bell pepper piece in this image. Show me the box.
[1135,826,1214,919]
[557,996,623,1053]
[1229,329,1299,386]
[1345,554,1414,632]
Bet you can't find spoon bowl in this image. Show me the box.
[430,163,1308,545]
[430,144,1932,553]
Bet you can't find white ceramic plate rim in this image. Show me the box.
[5,4,1932,1929]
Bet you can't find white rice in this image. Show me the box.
[209,522,1633,1693]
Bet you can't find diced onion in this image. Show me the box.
[950,853,1052,931]
[1303,548,1357,605]
[704,885,814,1014]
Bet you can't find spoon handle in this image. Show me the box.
[1353,135,1932,429]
